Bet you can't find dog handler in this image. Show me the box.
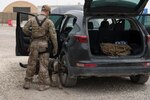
[23,5,58,91]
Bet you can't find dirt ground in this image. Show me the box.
[0,26,150,100]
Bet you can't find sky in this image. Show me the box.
[0,0,150,13]
[0,0,84,11]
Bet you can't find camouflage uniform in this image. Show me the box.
[23,7,58,90]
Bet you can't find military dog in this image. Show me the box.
[48,58,63,89]
[19,58,63,89]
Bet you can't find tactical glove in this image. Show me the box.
[52,48,57,56]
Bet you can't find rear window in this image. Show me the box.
[91,0,140,8]
[88,18,137,31]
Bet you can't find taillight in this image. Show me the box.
[76,63,97,68]
[143,62,150,67]
[147,35,150,43]
[74,35,87,43]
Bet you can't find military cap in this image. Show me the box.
[41,5,51,11]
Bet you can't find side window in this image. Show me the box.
[99,19,113,30]
[69,24,80,34]
[65,17,76,29]
[19,13,34,27]
[89,19,100,29]
[60,16,77,40]
[115,19,131,31]
[88,18,113,30]
[124,19,131,30]
[19,14,64,29]
[63,17,77,35]
[49,15,64,30]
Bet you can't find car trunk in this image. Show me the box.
[84,0,148,57]
[88,17,145,57]
[84,0,148,16]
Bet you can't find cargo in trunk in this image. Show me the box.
[88,18,144,56]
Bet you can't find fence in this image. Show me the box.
[0,12,17,26]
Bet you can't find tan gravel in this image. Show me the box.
[0,26,150,100]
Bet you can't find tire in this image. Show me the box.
[60,55,77,87]
[130,75,149,84]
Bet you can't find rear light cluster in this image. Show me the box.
[74,35,87,43]
[143,62,150,67]
[76,63,97,68]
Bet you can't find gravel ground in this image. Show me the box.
[0,26,150,100]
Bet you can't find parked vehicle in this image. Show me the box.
[52,5,83,14]
[16,0,150,87]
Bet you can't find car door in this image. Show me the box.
[16,12,65,56]
[60,15,78,54]
[84,0,148,16]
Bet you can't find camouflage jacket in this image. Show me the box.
[23,14,58,53]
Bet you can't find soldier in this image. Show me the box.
[22,5,58,91]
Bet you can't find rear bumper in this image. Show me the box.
[68,66,150,77]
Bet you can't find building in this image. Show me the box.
[0,1,38,24]
[3,1,37,13]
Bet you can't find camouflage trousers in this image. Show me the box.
[25,47,50,85]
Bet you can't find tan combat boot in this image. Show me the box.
[38,84,50,91]
[23,78,32,89]
[23,81,31,89]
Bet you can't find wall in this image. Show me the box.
[3,1,37,13]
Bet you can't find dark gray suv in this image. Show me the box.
[16,0,150,87]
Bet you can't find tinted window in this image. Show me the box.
[62,17,77,32]
[89,18,113,30]
[19,13,34,27]
[65,17,76,28]
[115,19,132,31]
[70,24,80,34]
[91,0,140,8]
[49,15,64,30]
[88,18,135,31]
[124,20,131,30]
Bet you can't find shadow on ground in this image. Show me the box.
[67,76,148,93]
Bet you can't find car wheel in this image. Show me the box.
[130,75,149,84]
[60,55,77,87]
